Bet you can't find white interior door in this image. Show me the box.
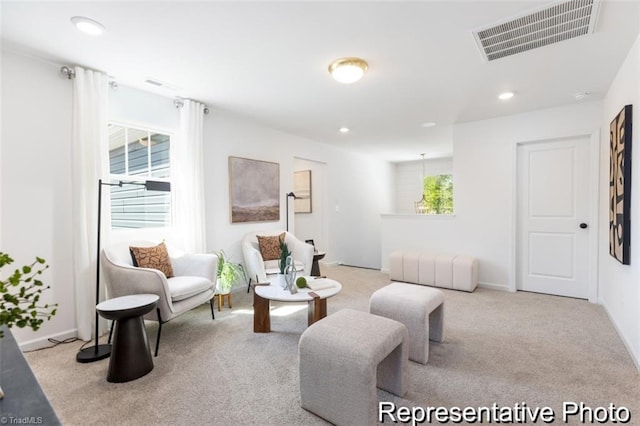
[517,137,592,299]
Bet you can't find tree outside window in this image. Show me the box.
[422,174,453,214]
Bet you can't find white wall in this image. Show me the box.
[109,84,180,131]
[1,50,76,347]
[598,35,640,368]
[394,157,453,214]
[382,101,602,289]
[203,110,394,271]
[329,148,394,268]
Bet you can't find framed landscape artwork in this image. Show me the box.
[294,170,312,213]
[229,156,280,223]
[609,104,633,265]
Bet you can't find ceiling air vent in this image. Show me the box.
[473,0,601,62]
[144,77,180,91]
[145,79,163,87]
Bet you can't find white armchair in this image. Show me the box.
[242,231,314,288]
[101,241,217,356]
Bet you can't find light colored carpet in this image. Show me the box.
[25,265,639,425]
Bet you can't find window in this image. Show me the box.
[395,158,454,214]
[421,174,453,214]
[108,123,172,229]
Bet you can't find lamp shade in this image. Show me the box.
[328,57,368,84]
[145,180,171,192]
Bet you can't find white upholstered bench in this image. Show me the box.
[389,250,478,292]
[370,282,444,364]
[298,308,409,425]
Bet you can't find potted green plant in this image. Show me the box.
[278,240,298,292]
[0,252,57,398]
[0,252,57,337]
[278,239,292,274]
[213,250,246,294]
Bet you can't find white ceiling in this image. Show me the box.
[2,1,639,162]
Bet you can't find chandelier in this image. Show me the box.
[414,153,427,214]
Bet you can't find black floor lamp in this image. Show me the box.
[76,178,171,363]
[285,192,298,232]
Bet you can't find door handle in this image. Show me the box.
[579,223,588,229]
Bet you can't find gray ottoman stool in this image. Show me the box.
[299,308,409,426]
[370,282,444,364]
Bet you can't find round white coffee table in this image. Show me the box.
[253,277,341,333]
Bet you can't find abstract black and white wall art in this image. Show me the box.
[609,104,633,265]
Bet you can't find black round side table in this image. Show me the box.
[96,294,159,383]
[311,251,326,276]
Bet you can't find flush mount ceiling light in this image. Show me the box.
[328,57,368,84]
[421,122,437,128]
[339,127,350,133]
[71,16,105,35]
[498,91,515,100]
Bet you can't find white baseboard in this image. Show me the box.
[599,301,640,372]
[367,273,510,293]
[478,282,512,292]
[19,328,79,352]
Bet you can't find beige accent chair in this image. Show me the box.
[241,230,314,288]
[101,241,217,356]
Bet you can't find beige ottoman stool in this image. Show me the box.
[370,283,444,364]
[299,308,409,426]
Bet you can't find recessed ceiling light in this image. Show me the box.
[339,127,350,133]
[421,122,437,128]
[498,91,515,100]
[328,57,368,84]
[71,16,105,36]
[574,92,589,100]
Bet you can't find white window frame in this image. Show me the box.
[107,121,174,229]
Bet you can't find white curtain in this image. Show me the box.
[71,67,109,341]
[174,100,206,253]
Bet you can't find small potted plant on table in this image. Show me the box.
[278,240,297,293]
[278,239,292,275]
